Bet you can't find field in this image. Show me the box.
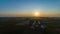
[0,17,60,34]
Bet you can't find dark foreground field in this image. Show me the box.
[0,17,60,34]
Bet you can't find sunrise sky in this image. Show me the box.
[0,0,60,17]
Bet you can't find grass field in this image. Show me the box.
[0,17,60,34]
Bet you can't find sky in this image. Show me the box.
[0,0,60,17]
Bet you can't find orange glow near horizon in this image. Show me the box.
[34,12,39,17]
[32,11,41,17]
[0,11,60,17]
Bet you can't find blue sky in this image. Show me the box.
[0,0,60,17]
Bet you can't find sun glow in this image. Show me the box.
[32,10,42,17]
[34,12,40,17]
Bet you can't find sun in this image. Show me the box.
[32,10,41,17]
[34,12,39,17]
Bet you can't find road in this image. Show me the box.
[23,19,46,34]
